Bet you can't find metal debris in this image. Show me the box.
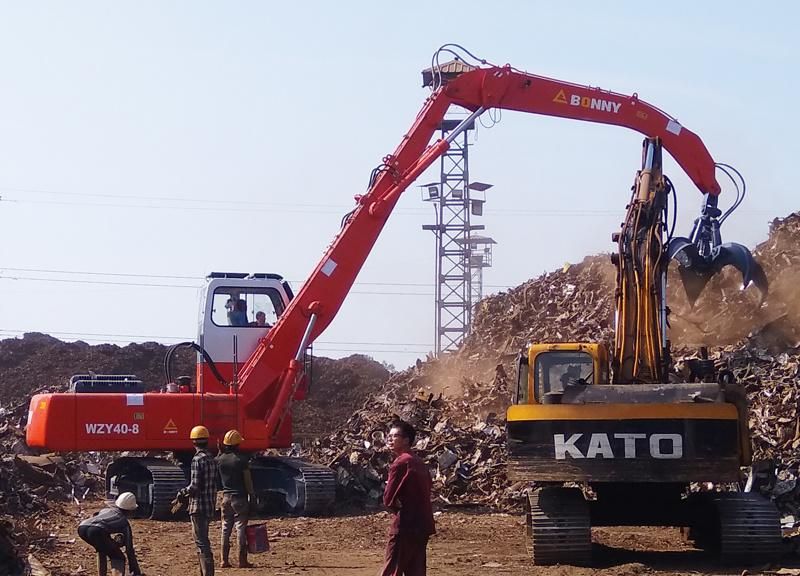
[302,212,800,523]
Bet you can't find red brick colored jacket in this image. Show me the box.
[383,451,435,536]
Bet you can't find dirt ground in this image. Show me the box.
[30,500,798,576]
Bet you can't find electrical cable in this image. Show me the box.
[2,267,505,288]
[0,275,435,296]
[7,192,749,217]
[0,328,431,349]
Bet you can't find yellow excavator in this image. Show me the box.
[507,138,778,565]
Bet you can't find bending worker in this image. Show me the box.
[216,429,255,568]
[179,425,219,576]
[77,492,142,576]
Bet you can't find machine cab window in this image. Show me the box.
[533,351,594,402]
[211,287,284,328]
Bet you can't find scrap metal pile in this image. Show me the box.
[303,213,800,514]
[301,253,621,509]
[302,363,519,509]
[294,355,391,439]
[0,395,108,575]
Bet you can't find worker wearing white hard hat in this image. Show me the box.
[78,491,142,576]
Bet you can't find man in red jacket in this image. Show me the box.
[381,420,435,576]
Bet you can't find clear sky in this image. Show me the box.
[0,1,796,369]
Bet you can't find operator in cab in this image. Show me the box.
[559,364,583,388]
[225,292,248,326]
[248,310,271,328]
[77,492,142,576]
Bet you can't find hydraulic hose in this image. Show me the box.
[163,341,228,388]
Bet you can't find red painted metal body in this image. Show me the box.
[26,62,721,453]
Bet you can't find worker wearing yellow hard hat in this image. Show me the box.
[223,429,244,446]
[180,425,218,575]
[190,425,210,440]
[216,429,256,568]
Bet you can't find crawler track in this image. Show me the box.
[714,493,782,564]
[525,487,592,566]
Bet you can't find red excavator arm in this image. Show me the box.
[241,62,724,440]
[446,67,720,194]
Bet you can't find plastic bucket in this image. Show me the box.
[246,523,269,554]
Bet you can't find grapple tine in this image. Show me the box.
[667,237,700,269]
[676,266,714,307]
[667,237,769,306]
[712,243,769,302]
[668,236,712,306]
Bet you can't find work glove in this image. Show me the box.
[170,491,189,514]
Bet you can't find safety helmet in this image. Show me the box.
[115,492,138,511]
[190,425,210,440]
[223,429,244,446]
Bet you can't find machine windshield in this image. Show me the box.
[533,351,594,400]
[211,287,284,328]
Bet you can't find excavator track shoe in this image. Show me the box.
[714,493,782,565]
[249,456,336,515]
[106,457,188,520]
[525,487,591,566]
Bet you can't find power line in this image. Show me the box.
[0,328,432,350]
[0,276,200,289]
[0,267,516,290]
[2,185,780,216]
[4,196,644,216]
[0,328,429,348]
[0,188,657,217]
[3,198,395,215]
[1,267,200,280]
[1,186,354,207]
[0,275,434,295]
[0,191,429,215]
[0,267,433,286]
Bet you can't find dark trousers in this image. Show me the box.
[191,513,213,556]
[381,532,429,576]
[191,513,215,576]
[78,525,126,573]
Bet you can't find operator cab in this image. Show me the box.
[199,272,294,364]
[515,343,608,405]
